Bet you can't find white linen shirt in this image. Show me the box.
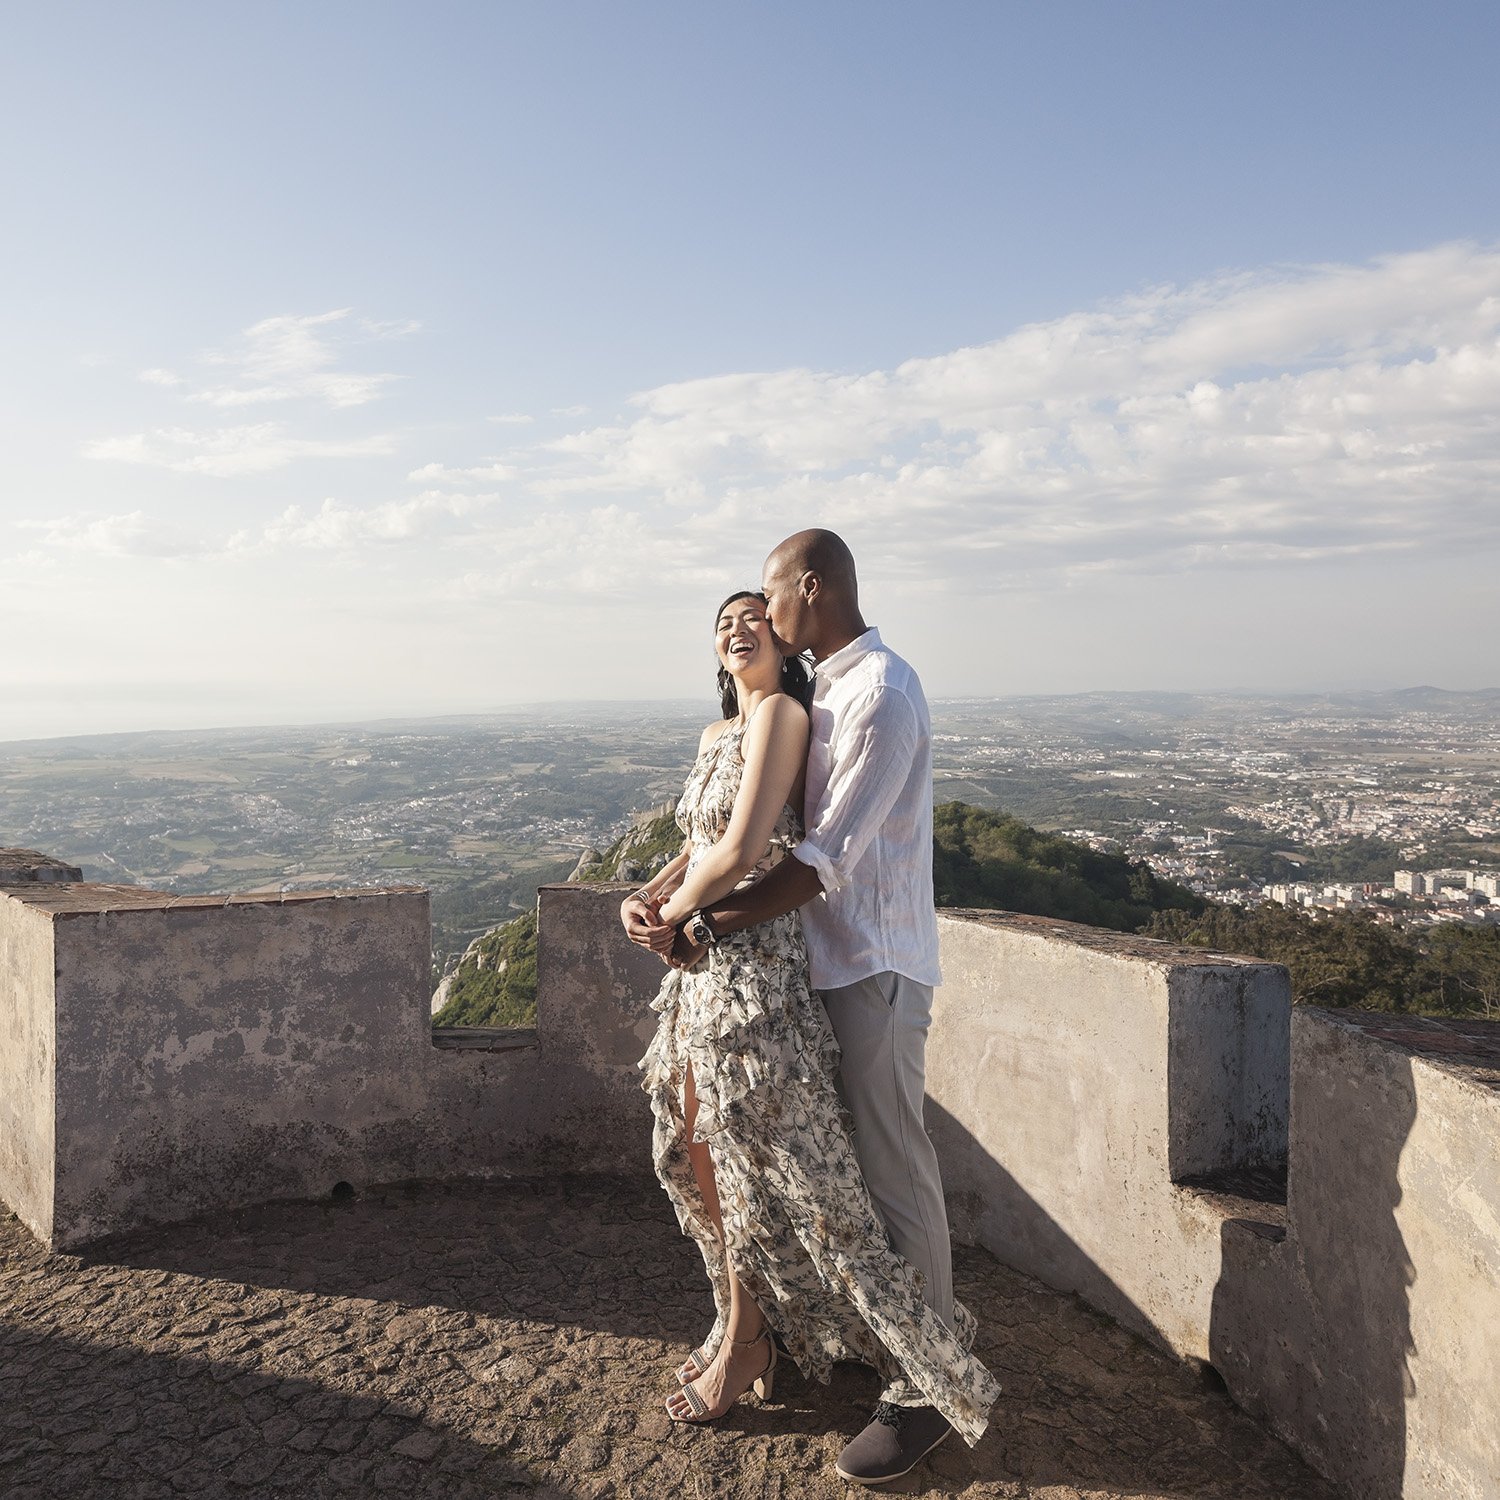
[792,627,942,990]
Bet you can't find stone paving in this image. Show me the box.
[0,1176,1340,1500]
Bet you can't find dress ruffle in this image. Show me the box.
[641,918,844,1145]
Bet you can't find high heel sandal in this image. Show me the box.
[667,1327,777,1423]
[676,1339,718,1385]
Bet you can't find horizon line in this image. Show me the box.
[3,682,1498,753]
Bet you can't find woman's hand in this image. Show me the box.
[621,891,674,954]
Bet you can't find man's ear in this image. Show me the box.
[801,570,820,603]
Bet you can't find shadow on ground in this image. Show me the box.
[0,1176,1340,1498]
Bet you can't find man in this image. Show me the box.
[624,528,969,1484]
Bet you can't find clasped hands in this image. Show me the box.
[620,891,707,969]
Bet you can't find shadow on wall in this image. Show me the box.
[1210,1045,1416,1500]
[924,1095,1153,1346]
[925,1033,1421,1500]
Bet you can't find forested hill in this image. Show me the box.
[434,800,1500,1025]
[432,801,1201,1027]
[932,802,1203,931]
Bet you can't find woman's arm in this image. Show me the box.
[620,715,729,947]
[642,846,690,901]
[657,696,810,925]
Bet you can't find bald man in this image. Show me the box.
[663,529,978,1484]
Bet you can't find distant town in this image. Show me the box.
[3,688,1497,969]
[927,689,1500,932]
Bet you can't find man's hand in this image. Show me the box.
[621,893,675,956]
[668,927,707,970]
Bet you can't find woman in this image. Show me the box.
[622,590,998,1443]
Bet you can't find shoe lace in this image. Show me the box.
[873,1401,905,1431]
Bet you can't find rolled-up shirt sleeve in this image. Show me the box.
[794,686,918,894]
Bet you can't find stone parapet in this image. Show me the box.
[926,908,1290,1356]
[2,880,1496,1497]
[0,879,660,1250]
[922,908,1499,1500]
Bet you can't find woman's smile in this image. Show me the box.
[717,604,772,675]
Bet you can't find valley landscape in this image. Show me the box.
[4,688,1497,1018]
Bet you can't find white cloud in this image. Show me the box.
[15,510,205,559]
[453,502,728,601]
[519,243,1500,582]
[138,367,182,387]
[85,424,396,478]
[183,309,406,409]
[357,316,422,340]
[406,461,516,484]
[550,404,589,417]
[245,490,498,551]
[488,412,535,425]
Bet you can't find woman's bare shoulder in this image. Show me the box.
[697,717,736,756]
[749,692,810,742]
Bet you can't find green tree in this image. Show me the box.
[432,910,538,1027]
[932,801,1202,932]
[1425,923,1500,1019]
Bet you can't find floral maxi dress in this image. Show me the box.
[638,720,1000,1446]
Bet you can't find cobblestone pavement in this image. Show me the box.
[0,1176,1340,1499]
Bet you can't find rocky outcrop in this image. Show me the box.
[0,848,83,883]
[432,804,680,1027]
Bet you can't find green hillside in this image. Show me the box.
[432,801,1202,1027]
[932,801,1203,930]
[430,909,539,1027]
[437,799,1495,1025]
[431,808,682,1028]
[1146,903,1500,1016]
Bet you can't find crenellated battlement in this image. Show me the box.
[2,869,1496,1498]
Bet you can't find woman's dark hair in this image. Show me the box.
[714,589,814,719]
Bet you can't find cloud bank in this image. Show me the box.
[53,246,1500,598]
[521,242,1500,584]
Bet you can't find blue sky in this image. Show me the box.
[3,2,1499,737]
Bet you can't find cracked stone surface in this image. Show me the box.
[0,1176,1340,1499]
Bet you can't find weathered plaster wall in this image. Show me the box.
[1212,1009,1500,1500]
[925,908,1290,1357]
[3,880,667,1249]
[416,884,663,1180]
[50,891,436,1244]
[925,911,1499,1500]
[0,892,57,1243]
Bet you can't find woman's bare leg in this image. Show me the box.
[673,1061,728,1378]
[667,1062,771,1419]
[683,1059,724,1241]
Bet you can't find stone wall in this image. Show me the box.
[922,909,1499,1500]
[1210,1010,1500,1500]
[3,877,1497,1497]
[926,909,1290,1357]
[0,880,661,1249]
[0,894,57,1243]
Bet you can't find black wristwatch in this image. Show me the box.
[686,910,718,948]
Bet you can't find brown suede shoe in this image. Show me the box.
[835,1400,953,1484]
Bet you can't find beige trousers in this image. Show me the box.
[818,970,957,1406]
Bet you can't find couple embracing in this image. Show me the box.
[619,528,999,1485]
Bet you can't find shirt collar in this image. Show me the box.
[815,626,882,681]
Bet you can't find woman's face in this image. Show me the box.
[715,595,778,687]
